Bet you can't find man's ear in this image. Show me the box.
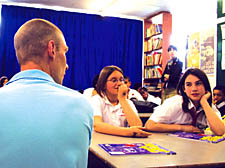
[47,40,56,59]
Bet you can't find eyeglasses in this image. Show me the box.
[107,77,125,83]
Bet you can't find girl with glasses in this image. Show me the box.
[91,65,151,137]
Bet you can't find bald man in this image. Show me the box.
[0,19,93,168]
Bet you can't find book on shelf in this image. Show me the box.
[155,24,162,34]
[152,37,162,50]
[145,53,153,66]
[144,66,162,79]
[146,24,162,38]
[146,27,150,38]
[146,38,162,52]
[153,52,162,65]
[144,41,148,52]
[147,38,152,51]
[156,66,162,75]
[144,52,162,66]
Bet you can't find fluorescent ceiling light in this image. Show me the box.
[102,0,160,16]
[88,0,116,11]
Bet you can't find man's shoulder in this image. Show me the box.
[178,59,183,66]
[52,84,84,98]
[83,87,94,93]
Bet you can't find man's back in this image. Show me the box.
[0,70,93,168]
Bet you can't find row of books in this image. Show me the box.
[145,24,162,38]
[144,37,162,52]
[144,52,162,66]
[144,66,162,79]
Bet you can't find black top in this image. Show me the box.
[217,101,225,117]
[161,57,183,89]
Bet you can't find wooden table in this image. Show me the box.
[88,131,225,168]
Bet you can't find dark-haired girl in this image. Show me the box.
[145,68,225,136]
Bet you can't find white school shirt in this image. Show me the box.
[217,101,225,109]
[83,87,94,102]
[150,95,222,128]
[128,88,144,101]
[83,88,94,97]
[147,94,162,105]
[92,94,138,127]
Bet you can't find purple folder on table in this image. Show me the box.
[98,143,176,155]
[169,132,225,143]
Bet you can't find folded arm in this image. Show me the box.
[94,116,151,137]
[200,92,225,136]
[145,119,203,133]
[118,84,143,127]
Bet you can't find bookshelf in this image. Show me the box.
[143,12,172,97]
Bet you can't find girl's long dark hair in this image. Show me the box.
[177,68,212,113]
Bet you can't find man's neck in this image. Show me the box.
[20,61,48,73]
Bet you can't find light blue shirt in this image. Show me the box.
[0,70,93,168]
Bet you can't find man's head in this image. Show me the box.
[213,85,225,105]
[168,45,177,59]
[14,18,69,84]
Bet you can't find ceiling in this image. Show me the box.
[0,0,217,20]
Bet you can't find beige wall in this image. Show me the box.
[207,74,216,91]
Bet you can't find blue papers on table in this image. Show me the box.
[169,132,225,143]
[98,143,176,155]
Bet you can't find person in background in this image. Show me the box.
[83,74,99,99]
[0,76,8,87]
[133,82,142,92]
[139,87,161,105]
[213,85,225,116]
[161,45,183,102]
[92,65,151,137]
[124,76,144,101]
[145,68,225,136]
[0,18,93,168]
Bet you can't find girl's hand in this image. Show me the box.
[164,74,169,81]
[181,125,204,133]
[128,126,152,138]
[200,91,211,105]
[118,84,128,101]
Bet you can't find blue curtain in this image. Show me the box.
[0,5,143,91]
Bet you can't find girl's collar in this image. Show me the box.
[188,99,202,112]
[103,95,119,106]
